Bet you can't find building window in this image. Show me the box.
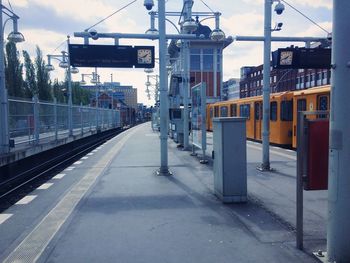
[203,49,214,71]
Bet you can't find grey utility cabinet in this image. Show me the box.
[213,117,247,203]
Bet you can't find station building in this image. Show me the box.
[168,22,233,106]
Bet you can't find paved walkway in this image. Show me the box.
[2,123,318,262]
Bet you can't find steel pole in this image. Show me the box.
[261,0,272,171]
[183,40,190,149]
[157,0,170,175]
[0,0,9,154]
[327,1,350,261]
[67,36,73,136]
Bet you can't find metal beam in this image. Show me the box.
[74,32,199,40]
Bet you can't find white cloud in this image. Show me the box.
[12,0,28,7]
[293,0,332,10]
[296,21,332,36]
[221,12,264,36]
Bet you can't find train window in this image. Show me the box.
[281,100,293,121]
[318,96,328,110]
[318,96,329,119]
[239,104,250,120]
[220,106,228,117]
[297,99,307,112]
[270,101,278,121]
[230,104,237,117]
[254,102,262,120]
[214,106,219,117]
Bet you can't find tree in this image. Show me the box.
[35,46,52,101]
[52,79,65,103]
[22,50,37,98]
[5,42,24,98]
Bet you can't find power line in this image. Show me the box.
[85,0,139,32]
[7,0,13,12]
[199,0,214,13]
[51,39,67,54]
[281,0,330,35]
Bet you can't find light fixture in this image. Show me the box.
[59,61,69,68]
[71,67,79,74]
[7,17,25,43]
[182,18,198,33]
[145,81,151,86]
[210,12,225,41]
[145,28,159,35]
[144,68,154,73]
[80,80,87,85]
[45,64,55,71]
[175,39,182,48]
[7,31,25,43]
[210,29,225,41]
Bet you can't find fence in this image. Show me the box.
[8,97,121,149]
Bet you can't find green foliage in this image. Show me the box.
[22,50,37,98]
[5,42,24,98]
[35,46,52,101]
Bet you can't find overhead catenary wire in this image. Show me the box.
[199,0,214,13]
[51,39,67,54]
[85,0,139,32]
[7,0,13,12]
[281,0,330,35]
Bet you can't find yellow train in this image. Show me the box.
[206,85,330,148]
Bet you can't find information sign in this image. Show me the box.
[69,44,155,68]
[272,47,331,69]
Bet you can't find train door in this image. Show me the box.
[294,98,307,140]
[254,102,262,140]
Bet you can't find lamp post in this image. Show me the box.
[327,1,350,261]
[145,74,159,102]
[260,0,285,171]
[0,0,25,154]
[46,36,79,137]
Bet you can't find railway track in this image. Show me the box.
[0,127,126,211]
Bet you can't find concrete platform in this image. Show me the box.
[0,123,318,262]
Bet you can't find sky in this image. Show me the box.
[7,0,332,106]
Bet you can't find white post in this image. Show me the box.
[157,0,170,175]
[0,1,9,154]
[54,97,58,141]
[327,1,350,261]
[67,36,73,137]
[261,0,272,171]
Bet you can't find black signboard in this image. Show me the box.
[272,48,331,69]
[69,44,155,68]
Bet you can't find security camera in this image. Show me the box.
[274,2,285,15]
[144,0,154,10]
[89,29,99,40]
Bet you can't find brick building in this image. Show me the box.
[239,64,331,98]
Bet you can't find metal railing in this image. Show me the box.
[8,97,121,150]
